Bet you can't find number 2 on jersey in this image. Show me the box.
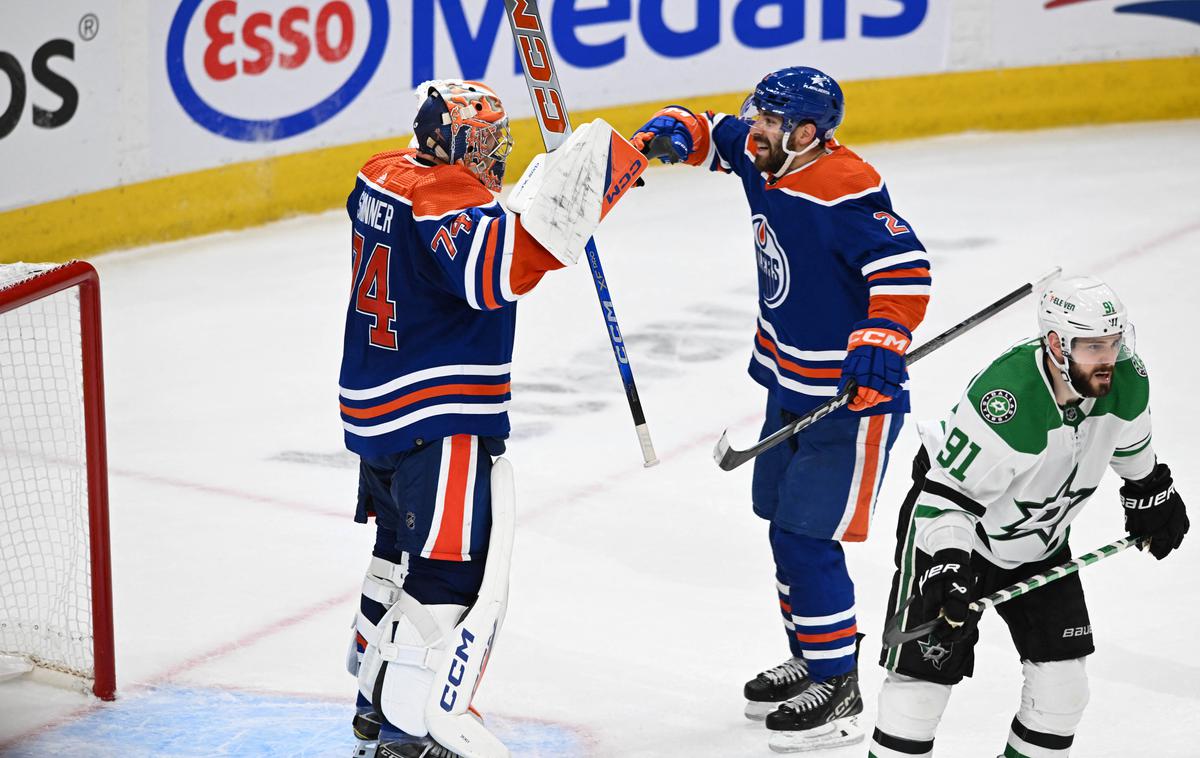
[352,231,397,350]
[936,428,981,482]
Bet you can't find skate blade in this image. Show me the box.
[767,716,864,753]
[744,700,778,721]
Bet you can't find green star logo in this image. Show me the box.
[995,466,1095,546]
[980,389,1017,424]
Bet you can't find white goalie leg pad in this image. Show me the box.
[875,672,952,744]
[347,554,409,676]
[1010,658,1089,753]
[424,457,517,758]
[358,595,467,737]
[507,119,645,266]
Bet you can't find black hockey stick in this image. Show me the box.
[881,536,1148,649]
[503,0,658,467]
[712,267,1062,471]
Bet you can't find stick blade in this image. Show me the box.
[713,430,750,471]
[880,597,938,649]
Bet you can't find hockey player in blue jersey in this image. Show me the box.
[633,68,932,751]
[340,80,645,758]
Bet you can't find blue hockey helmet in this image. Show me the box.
[413,80,513,191]
[740,67,844,142]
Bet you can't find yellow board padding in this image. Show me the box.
[2,56,1197,264]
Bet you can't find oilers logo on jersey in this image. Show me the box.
[753,214,790,309]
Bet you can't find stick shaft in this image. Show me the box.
[714,268,1061,471]
[503,0,658,466]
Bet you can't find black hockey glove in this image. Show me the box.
[918,548,975,642]
[1121,462,1189,560]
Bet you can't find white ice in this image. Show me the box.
[2,120,1199,757]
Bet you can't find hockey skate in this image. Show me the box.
[375,737,463,758]
[744,656,811,720]
[765,670,864,753]
[352,709,380,758]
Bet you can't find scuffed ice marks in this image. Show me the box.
[507,299,754,440]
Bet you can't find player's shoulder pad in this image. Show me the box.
[965,340,1060,455]
[769,142,883,205]
[1091,352,1150,421]
[358,149,493,217]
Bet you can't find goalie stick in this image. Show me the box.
[712,267,1063,471]
[503,0,658,468]
[881,536,1148,649]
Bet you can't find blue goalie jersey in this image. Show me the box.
[339,150,561,458]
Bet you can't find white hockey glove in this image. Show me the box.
[507,118,646,266]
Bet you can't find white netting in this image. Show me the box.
[0,262,95,687]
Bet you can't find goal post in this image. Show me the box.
[0,261,115,701]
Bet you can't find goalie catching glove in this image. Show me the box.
[507,118,647,266]
[1121,462,1189,560]
[839,318,911,411]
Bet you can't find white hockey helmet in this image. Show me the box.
[1038,276,1134,369]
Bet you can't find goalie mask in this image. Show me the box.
[1038,276,1136,397]
[413,80,513,192]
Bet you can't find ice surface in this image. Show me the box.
[1,121,1198,757]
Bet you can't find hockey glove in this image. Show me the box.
[839,318,911,411]
[631,106,698,164]
[918,548,975,643]
[1122,462,1189,560]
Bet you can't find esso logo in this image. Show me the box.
[753,214,790,309]
[166,0,389,141]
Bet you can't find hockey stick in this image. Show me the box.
[881,536,1148,649]
[712,267,1062,471]
[503,0,658,468]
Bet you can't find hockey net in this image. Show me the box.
[0,261,115,700]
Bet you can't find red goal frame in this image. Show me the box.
[0,261,115,700]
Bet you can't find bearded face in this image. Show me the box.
[750,117,789,175]
[1067,359,1115,397]
[1064,334,1123,397]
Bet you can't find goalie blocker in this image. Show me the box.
[508,118,647,266]
[359,458,518,758]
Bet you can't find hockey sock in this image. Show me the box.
[1003,717,1073,757]
[775,569,804,658]
[771,528,857,680]
[869,728,933,758]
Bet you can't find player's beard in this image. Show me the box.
[752,134,787,175]
[1068,360,1115,397]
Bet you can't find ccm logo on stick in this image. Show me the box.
[507,0,567,136]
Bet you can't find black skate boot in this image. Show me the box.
[764,670,865,753]
[376,738,463,758]
[352,710,380,758]
[743,656,811,720]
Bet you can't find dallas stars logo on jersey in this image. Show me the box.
[980,389,1017,424]
[994,466,1096,547]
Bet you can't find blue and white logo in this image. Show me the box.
[753,215,790,309]
[166,0,389,142]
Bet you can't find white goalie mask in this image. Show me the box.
[1038,276,1136,379]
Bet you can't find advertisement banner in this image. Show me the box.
[0,1,122,212]
[3,0,1197,214]
[986,1,1199,68]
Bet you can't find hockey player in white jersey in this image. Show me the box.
[869,277,1189,758]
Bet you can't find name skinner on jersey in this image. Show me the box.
[357,192,394,233]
